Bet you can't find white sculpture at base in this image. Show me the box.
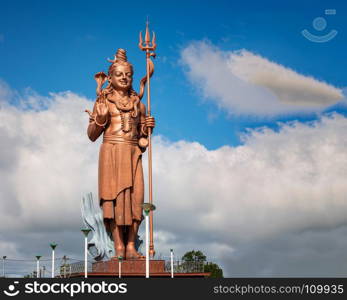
[81,193,114,261]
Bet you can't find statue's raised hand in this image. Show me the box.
[95,100,109,125]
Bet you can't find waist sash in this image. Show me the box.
[103,134,138,145]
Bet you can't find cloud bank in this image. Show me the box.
[1,82,347,276]
[181,41,344,116]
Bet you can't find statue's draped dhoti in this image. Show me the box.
[98,141,144,226]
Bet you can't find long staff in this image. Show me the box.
[139,21,156,257]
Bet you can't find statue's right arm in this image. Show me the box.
[87,102,105,142]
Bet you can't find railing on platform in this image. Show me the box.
[64,259,206,275]
[164,260,205,273]
[58,260,92,278]
[0,257,208,277]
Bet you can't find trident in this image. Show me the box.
[139,20,156,258]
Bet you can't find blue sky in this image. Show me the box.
[1,0,346,149]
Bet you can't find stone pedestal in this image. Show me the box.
[92,257,166,275]
[69,257,210,278]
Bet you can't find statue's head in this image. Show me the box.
[108,49,134,92]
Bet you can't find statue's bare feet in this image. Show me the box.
[115,246,125,258]
[125,243,141,259]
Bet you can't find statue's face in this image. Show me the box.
[109,65,133,91]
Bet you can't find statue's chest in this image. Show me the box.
[107,102,139,133]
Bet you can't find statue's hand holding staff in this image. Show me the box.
[145,116,155,132]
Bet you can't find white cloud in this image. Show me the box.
[1,82,347,276]
[154,115,347,240]
[0,88,98,233]
[181,41,344,116]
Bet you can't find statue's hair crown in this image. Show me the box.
[115,48,127,62]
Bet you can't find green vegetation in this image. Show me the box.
[182,250,223,278]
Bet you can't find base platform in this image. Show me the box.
[69,272,210,278]
[70,258,210,278]
[93,258,166,274]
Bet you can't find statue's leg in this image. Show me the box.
[101,200,114,239]
[125,220,142,259]
[110,221,125,258]
[103,219,111,234]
